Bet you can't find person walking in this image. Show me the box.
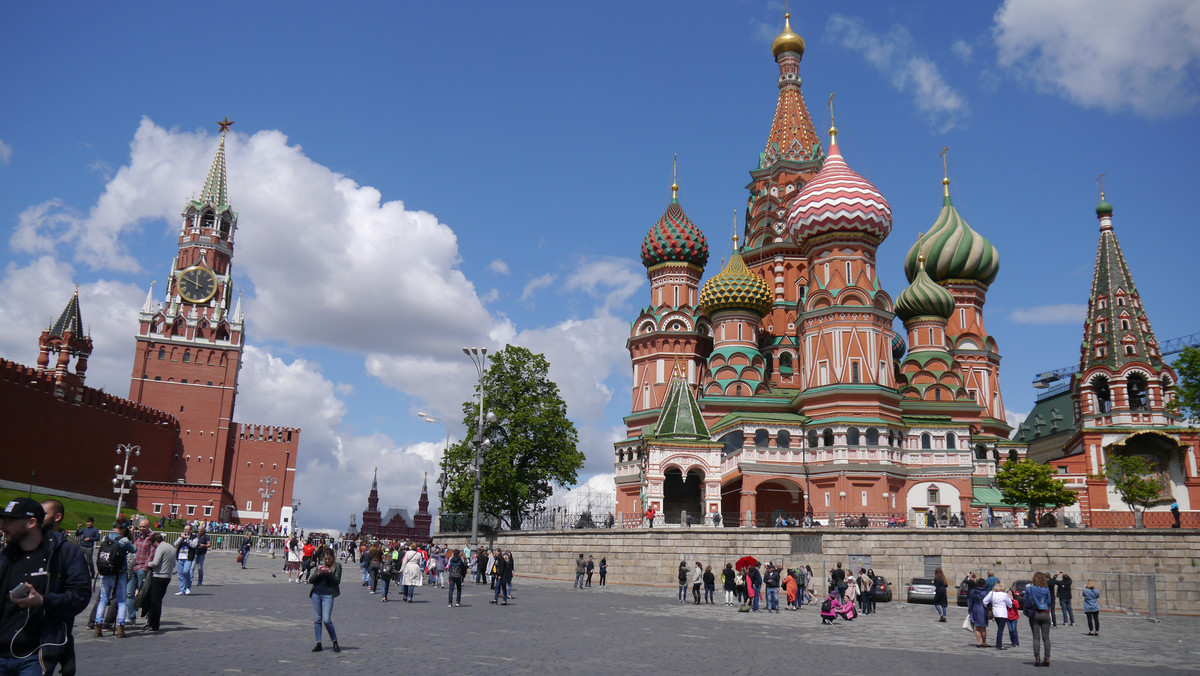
[76,517,101,582]
[193,525,210,586]
[763,563,781,612]
[677,561,688,604]
[285,537,302,583]
[585,556,595,588]
[983,582,1013,650]
[491,552,512,605]
[173,525,198,596]
[574,554,587,589]
[447,549,465,607]
[598,557,607,587]
[691,561,703,605]
[1047,572,1059,627]
[1026,572,1053,666]
[144,533,175,633]
[932,568,948,622]
[366,542,383,594]
[0,498,91,674]
[238,532,252,569]
[1056,572,1075,627]
[968,578,990,647]
[722,563,736,606]
[401,545,424,602]
[1082,580,1101,636]
[308,548,341,653]
[92,525,135,638]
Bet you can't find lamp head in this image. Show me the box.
[114,465,121,472]
[486,410,498,424]
[417,411,428,417]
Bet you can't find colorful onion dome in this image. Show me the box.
[699,243,772,316]
[641,190,709,269]
[904,178,999,287]
[1096,193,1113,217]
[896,256,955,321]
[788,131,892,248]
[891,332,906,360]
[771,13,806,59]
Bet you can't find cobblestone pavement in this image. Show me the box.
[73,554,1200,675]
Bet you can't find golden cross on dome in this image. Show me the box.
[731,210,739,249]
[1097,172,1106,199]
[671,153,679,198]
[217,116,235,134]
[828,92,837,135]
[940,147,949,179]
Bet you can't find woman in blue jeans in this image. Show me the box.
[309,549,341,653]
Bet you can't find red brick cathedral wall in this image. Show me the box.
[0,358,180,500]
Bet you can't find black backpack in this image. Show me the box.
[96,537,126,576]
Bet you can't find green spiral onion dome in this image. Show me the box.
[896,256,955,321]
[641,193,710,269]
[1096,195,1113,217]
[699,247,772,316]
[904,179,999,287]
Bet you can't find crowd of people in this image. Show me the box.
[961,568,1102,667]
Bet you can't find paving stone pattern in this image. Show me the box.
[72,553,1200,675]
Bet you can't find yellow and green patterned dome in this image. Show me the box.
[896,256,955,321]
[699,244,772,316]
[905,179,999,287]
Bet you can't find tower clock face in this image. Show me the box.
[178,266,217,304]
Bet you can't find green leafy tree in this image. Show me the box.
[995,459,1077,520]
[441,345,582,530]
[1166,346,1200,424]
[1101,454,1163,527]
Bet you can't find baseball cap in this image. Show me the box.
[2,498,46,523]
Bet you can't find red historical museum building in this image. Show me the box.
[0,121,299,530]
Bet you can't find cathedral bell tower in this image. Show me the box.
[128,117,246,488]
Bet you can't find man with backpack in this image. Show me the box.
[92,525,135,637]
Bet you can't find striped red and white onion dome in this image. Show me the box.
[788,137,892,247]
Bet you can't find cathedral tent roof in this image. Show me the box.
[652,370,711,441]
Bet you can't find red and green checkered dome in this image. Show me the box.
[641,197,709,269]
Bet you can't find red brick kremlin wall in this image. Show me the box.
[0,357,180,500]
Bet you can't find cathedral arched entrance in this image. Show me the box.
[663,466,704,524]
[755,478,805,525]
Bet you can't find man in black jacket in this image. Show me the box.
[0,498,91,675]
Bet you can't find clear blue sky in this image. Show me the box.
[2,1,1198,531]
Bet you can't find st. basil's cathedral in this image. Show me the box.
[614,14,1199,527]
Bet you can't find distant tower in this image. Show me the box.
[413,473,432,539]
[37,290,93,391]
[905,174,1006,436]
[629,171,710,411]
[361,468,381,536]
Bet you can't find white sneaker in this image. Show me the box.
[174,591,184,596]
[183,589,191,595]
[455,603,461,607]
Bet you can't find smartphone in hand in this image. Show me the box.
[10,583,30,600]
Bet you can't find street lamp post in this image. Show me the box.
[462,347,497,549]
[259,476,277,535]
[291,499,301,536]
[113,444,140,525]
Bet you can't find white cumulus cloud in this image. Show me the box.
[520,273,557,303]
[826,15,968,132]
[0,138,12,164]
[488,259,510,275]
[993,0,1200,116]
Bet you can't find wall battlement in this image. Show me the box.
[0,357,178,428]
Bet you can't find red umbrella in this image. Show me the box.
[735,556,757,571]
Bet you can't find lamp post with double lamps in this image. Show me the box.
[113,444,140,525]
[462,347,498,549]
[259,476,277,535]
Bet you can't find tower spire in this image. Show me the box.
[199,117,233,209]
[940,146,951,200]
[1079,191,1161,376]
